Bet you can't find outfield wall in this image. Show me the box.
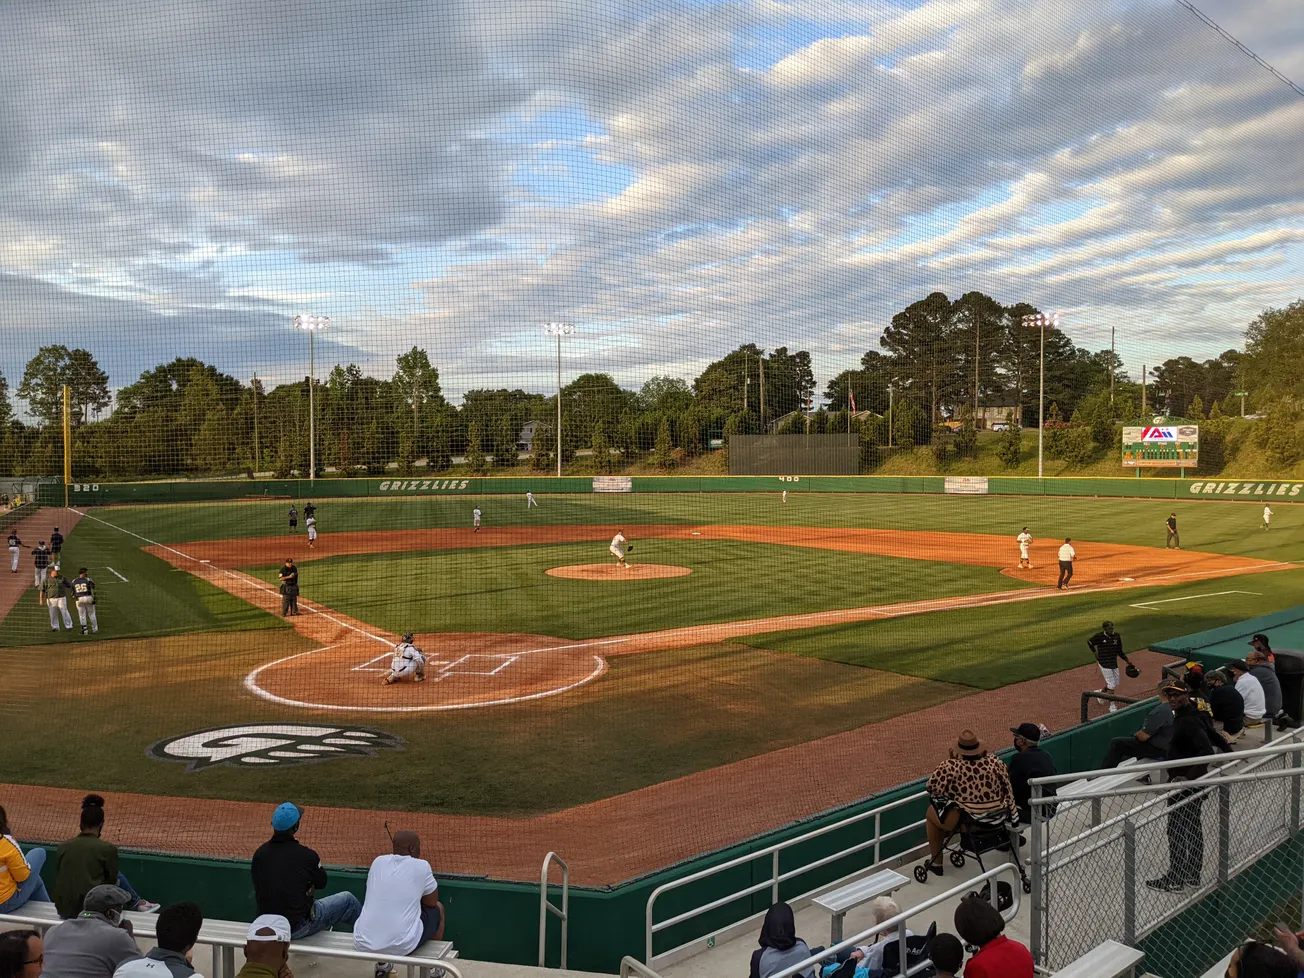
[43,474,1304,506]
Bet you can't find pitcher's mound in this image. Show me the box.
[546,563,692,581]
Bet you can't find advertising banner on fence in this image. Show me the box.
[1122,425,1199,468]
[592,476,633,493]
[944,476,989,495]
[1188,481,1304,497]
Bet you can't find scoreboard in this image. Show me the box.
[1122,425,1199,468]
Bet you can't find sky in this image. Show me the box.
[1,0,1301,410]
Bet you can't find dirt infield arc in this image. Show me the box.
[138,523,1287,712]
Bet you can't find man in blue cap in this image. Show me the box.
[251,803,360,939]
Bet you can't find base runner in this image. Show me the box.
[383,632,426,685]
[1017,527,1033,569]
[609,530,629,567]
[1088,621,1135,713]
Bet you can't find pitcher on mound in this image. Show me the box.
[383,632,426,685]
[609,530,629,568]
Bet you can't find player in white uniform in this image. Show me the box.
[1263,505,1273,531]
[609,531,628,567]
[782,490,787,504]
[305,515,318,547]
[473,507,482,532]
[526,491,538,508]
[1017,527,1033,569]
[382,632,426,685]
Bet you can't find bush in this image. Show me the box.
[465,422,488,475]
[652,418,674,469]
[1060,426,1095,466]
[997,412,1021,469]
[954,407,977,459]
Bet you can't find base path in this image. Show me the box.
[0,508,82,625]
[2,649,1180,885]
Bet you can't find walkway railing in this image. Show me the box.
[645,789,928,969]
[539,850,570,969]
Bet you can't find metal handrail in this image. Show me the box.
[539,850,570,969]
[771,862,1024,978]
[1081,690,1143,722]
[645,789,929,965]
[620,957,665,978]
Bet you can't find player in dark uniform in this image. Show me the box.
[1165,513,1180,550]
[304,502,316,521]
[288,506,299,533]
[70,568,98,634]
[7,529,21,574]
[278,558,300,616]
[50,526,64,571]
[1088,621,1135,712]
[30,540,52,592]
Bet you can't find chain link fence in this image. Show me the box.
[1029,729,1304,976]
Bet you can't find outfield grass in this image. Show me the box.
[0,517,287,647]
[746,568,1304,688]
[0,632,965,815]
[241,539,1030,639]
[77,492,1301,560]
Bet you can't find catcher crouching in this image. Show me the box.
[383,632,426,685]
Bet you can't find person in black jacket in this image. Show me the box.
[1146,682,1215,893]
[251,803,360,939]
[1206,669,1246,741]
[1006,723,1057,825]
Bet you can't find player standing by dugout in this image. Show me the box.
[1088,621,1136,712]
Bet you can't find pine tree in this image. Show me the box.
[465,422,488,474]
[997,412,1022,469]
[1188,394,1205,420]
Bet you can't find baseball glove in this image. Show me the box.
[626,544,633,552]
[1125,663,1141,679]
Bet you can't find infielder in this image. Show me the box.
[7,529,20,573]
[1263,505,1273,531]
[383,632,426,685]
[31,540,52,590]
[40,567,73,631]
[526,491,538,509]
[1056,538,1076,590]
[50,527,64,571]
[306,515,318,548]
[473,507,482,532]
[1016,527,1033,569]
[1088,621,1134,713]
[609,530,629,567]
[70,567,98,634]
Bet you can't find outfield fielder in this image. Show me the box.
[383,632,426,685]
[609,530,630,567]
[473,507,482,532]
[7,529,20,573]
[1017,527,1033,569]
[526,491,538,509]
[1263,505,1273,531]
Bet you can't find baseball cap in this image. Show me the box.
[1251,634,1270,646]
[1159,679,1187,695]
[1228,659,1250,673]
[271,802,302,831]
[247,915,292,942]
[84,884,133,914]
[1010,722,1042,743]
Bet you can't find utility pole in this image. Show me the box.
[887,382,894,449]
[252,373,261,471]
[1141,364,1147,419]
[759,356,765,431]
[1110,326,1116,407]
[974,309,981,421]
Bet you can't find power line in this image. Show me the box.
[1173,0,1304,99]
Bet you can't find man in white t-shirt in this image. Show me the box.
[1228,659,1267,723]
[1016,527,1033,569]
[354,830,444,978]
[1056,538,1076,590]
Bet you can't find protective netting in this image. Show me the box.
[0,0,1301,897]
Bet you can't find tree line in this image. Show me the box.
[0,297,1298,479]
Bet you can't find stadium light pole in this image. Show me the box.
[1022,311,1061,479]
[293,314,330,483]
[544,323,575,478]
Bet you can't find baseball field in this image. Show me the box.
[1,489,1299,883]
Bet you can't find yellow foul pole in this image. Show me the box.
[63,385,72,508]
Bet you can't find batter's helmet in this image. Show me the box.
[1125,664,1141,679]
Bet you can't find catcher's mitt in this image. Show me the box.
[1125,663,1141,679]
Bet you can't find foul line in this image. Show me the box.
[106,567,129,582]
[1130,590,1262,609]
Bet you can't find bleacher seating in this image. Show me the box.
[1050,940,1145,977]
[810,868,908,943]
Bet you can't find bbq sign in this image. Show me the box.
[1122,426,1199,469]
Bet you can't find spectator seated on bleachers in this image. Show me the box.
[1226,939,1297,977]
[820,897,910,975]
[236,916,293,978]
[1249,649,1296,728]
[1206,670,1246,741]
[0,929,43,978]
[1228,660,1267,727]
[42,885,142,978]
[112,903,204,978]
[1005,723,1057,825]
[353,830,444,978]
[749,902,823,978]
[1099,683,1175,768]
[921,731,1018,879]
[251,803,360,941]
[53,795,158,919]
[0,806,51,913]
[953,894,1032,978]
[927,933,964,978]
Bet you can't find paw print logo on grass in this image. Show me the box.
[148,723,404,771]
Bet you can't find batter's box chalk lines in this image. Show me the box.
[245,647,607,713]
[1130,590,1262,609]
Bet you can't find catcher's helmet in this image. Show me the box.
[401,632,414,644]
[1125,664,1141,678]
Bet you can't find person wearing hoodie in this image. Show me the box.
[749,903,822,978]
